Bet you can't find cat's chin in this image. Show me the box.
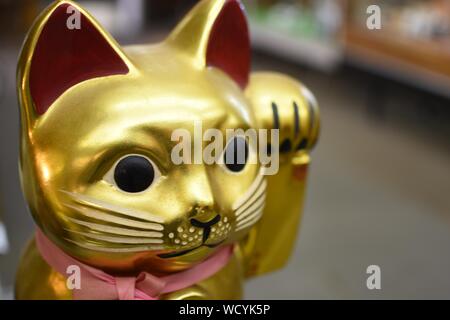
[62,242,225,276]
[158,239,226,259]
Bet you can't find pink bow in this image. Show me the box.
[35,229,233,300]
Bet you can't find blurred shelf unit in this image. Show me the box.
[244,0,344,72]
[244,0,450,98]
[249,23,343,72]
[344,0,450,98]
[345,27,450,99]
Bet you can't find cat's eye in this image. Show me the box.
[222,136,249,173]
[105,155,159,193]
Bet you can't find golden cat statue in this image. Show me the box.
[15,0,319,300]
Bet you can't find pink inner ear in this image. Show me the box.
[206,0,250,89]
[29,4,129,115]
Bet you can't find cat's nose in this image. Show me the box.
[190,214,220,243]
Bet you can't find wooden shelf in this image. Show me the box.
[345,26,450,98]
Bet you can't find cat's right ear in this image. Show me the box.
[17,0,134,127]
[167,0,250,90]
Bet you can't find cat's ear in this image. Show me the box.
[167,0,250,89]
[17,0,133,121]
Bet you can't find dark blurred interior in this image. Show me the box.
[1,0,450,299]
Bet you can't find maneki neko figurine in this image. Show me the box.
[15,0,319,299]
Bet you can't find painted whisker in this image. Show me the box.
[65,238,164,253]
[235,187,266,217]
[61,190,164,223]
[64,203,164,231]
[236,211,264,232]
[231,167,267,232]
[66,229,164,244]
[236,201,265,223]
[66,217,163,238]
[232,169,265,210]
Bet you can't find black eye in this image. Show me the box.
[296,138,308,151]
[223,136,248,172]
[114,156,155,193]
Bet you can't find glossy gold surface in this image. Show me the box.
[16,0,319,299]
[243,73,320,276]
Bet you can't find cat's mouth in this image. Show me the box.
[158,240,225,259]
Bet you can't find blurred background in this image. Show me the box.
[1,0,450,299]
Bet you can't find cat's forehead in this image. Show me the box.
[36,47,254,137]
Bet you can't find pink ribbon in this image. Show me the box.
[35,229,233,300]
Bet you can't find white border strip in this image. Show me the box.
[0,222,9,254]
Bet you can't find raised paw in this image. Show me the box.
[245,72,320,165]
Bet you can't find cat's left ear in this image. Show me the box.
[17,0,134,123]
[167,0,250,89]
